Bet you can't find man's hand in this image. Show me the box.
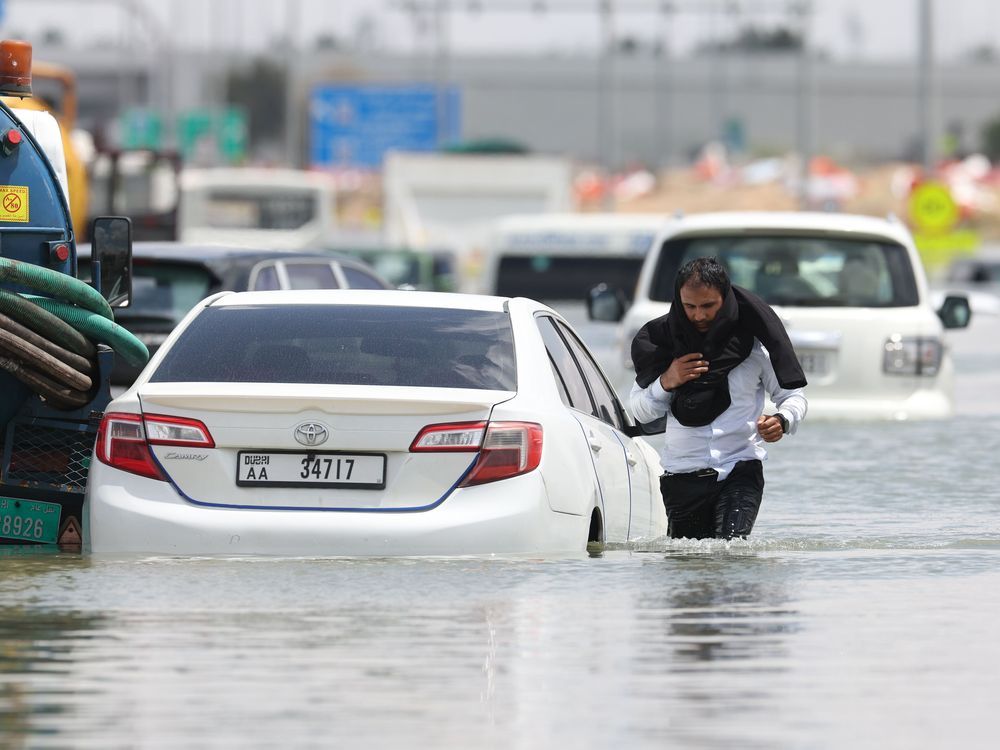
[659,352,709,391]
[757,414,784,443]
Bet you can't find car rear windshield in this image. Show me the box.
[649,234,920,307]
[150,304,517,390]
[496,255,645,301]
[78,258,215,325]
[202,190,317,230]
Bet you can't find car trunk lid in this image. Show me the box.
[138,383,513,510]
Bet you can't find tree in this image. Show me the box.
[980,116,1000,161]
[225,58,286,148]
[696,25,803,55]
[41,28,66,47]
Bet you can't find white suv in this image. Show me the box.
[589,211,971,420]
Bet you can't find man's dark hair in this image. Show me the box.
[676,256,731,295]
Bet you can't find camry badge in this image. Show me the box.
[294,422,329,447]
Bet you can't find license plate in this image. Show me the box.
[236,452,387,489]
[796,350,832,376]
[0,497,62,544]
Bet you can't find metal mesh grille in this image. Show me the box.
[4,423,95,492]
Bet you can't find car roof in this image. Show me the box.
[330,244,456,258]
[179,168,336,191]
[492,212,670,231]
[77,242,368,266]
[208,288,511,312]
[661,211,914,245]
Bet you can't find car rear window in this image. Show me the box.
[78,259,215,324]
[649,235,920,307]
[496,255,645,301]
[340,265,388,290]
[150,304,517,390]
[202,190,317,230]
[284,262,339,290]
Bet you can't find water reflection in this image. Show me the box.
[640,553,799,668]
[0,554,102,747]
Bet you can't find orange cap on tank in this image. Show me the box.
[0,40,33,97]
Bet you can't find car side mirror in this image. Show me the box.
[587,283,627,322]
[938,293,971,329]
[623,415,666,437]
[90,216,132,307]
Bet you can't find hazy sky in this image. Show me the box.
[4,0,1000,61]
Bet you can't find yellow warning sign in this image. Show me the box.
[907,180,958,235]
[0,185,29,223]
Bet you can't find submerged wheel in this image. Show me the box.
[587,508,604,544]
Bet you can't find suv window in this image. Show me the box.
[285,262,339,290]
[649,235,919,307]
[151,305,517,390]
[340,265,387,290]
[252,264,281,291]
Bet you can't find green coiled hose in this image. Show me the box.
[0,289,95,357]
[27,295,149,368]
[0,258,113,320]
[0,257,149,410]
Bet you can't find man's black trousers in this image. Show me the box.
[659,459,764,540]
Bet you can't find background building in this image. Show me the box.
[29,41,1000,170]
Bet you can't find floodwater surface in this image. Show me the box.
[1,311,999,749]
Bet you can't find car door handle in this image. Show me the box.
[625,451,638,466]
[588,432,602,452]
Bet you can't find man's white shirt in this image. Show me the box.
[628,340,808,481]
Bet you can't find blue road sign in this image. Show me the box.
[310,84,461,169]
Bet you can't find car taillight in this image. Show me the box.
[95,413,163,480]
[461,422,543,486]
[883,336,943,376]
[143,413,216,448]
[409,421,487,452]
[95,412,215,480]
[410,421,543,485]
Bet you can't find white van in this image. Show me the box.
[178,168,337,250]
[588,211,972,420]
[480,213,668,300]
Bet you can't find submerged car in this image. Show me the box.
[78,242,391,384]
[86,290,667,555]
[589,211,972,420]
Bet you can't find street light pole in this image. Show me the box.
[655,3,675,170]
[794,0,813,208]
[21,0,174,142]
[434,0,451,148]
[917,0,936,173]
[284,0,301,167]
[597,0,616,208]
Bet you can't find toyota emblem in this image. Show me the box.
[294,422,329,447]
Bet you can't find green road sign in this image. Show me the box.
[120,108,163,150]
[177,107,247,164]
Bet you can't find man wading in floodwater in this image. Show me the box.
[629,257,808,539]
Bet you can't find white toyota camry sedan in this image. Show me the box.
[86,290,667,555]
